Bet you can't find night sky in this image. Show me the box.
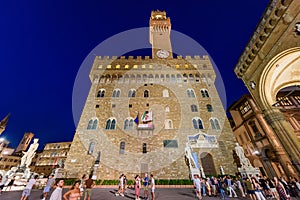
[0,0,269,149]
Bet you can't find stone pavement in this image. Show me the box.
[0,187,298,200]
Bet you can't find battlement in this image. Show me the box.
[92,55,212,71]
[95,55,210,61]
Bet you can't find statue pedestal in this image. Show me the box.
[53,168,64,178]
[238,166,260,178]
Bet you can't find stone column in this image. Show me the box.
[264,108,300,178]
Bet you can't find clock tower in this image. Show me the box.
[149,10,173,59]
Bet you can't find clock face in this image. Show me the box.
[156,49,169,58]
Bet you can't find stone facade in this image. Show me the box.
[64,11,237,180]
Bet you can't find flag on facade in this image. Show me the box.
[134,113,139,124]
[141,111,152,122]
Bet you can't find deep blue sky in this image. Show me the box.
[0,0,269,149]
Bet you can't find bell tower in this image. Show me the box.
[149,10,173,59]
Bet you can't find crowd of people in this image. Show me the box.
[1,172,300,200]
[192,174,300,200]
[18,174,94,200]
[115,173,155,200]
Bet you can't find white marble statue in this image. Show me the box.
[235,143,252,168]
[20,138,39,168]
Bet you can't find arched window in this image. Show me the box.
[176,74,182,83]
[165,119,173,129]
[187,89,195,98]
[171,74,176,83]
[201,89,209,98]
[192,118,204,129]
[87,120,93,129]
[112,89,121,98]
[105,118,116,130]
[207,104,213,112]
[183,74,188,82]
[191,105,198,112]
[97,89,105,98]
[143,74,147,82]
[119,142,125,154]
[210,118,221,130]
[124,74,130,83]
[166,74,170,82]
[128,89,136,98]
[111,119,116,129]
[189,74,194,83]
[163,89,169,97]
[137,74,142,83]
[144,90,149,98]
[92,119,98,129]
[155,74,159,83]
[160,74,165,82]
[210,119,216,129]
[124,118,134,130]
[195,74,200,83]
[124,119,129,130]
[130,74,136,83]
[118,75,124,83]
[100,75,105,83]
[148,74,154,82]
[106,74,111,83]
[88,142,95,155]
[129,119,134,128]
[87,119,97,130]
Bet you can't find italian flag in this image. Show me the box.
[141,111,152,122]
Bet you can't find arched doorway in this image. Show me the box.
[200,152,216,175]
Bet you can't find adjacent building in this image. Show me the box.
[234,0,300,178]
[65,11,237,179]
[229,90,300,178]
[35,141,71,176]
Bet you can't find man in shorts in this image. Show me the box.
[84,174,95,200]
[42,174,55,200]
[150,174,155,200]
[20,175,38,200]
[193,174,202,200]
[143,173,149,200]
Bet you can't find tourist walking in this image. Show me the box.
[20,175,38,200]
[236,177,246,197]
[134,175,141,200]
[227,176,237,198]
[49,179,64,200]
[150,174,155,200]
[83,174,95,200]
[193,174,202,200]
[252,178,266,200]
[217,178,226,199]
[245,177,256,200]
[42,174,55,200]
[274,177,290,200]
[143,173,149,200]
[115,174,124,196]
[63,181,81,200]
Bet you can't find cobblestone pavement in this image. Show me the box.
[1,188,299,200]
